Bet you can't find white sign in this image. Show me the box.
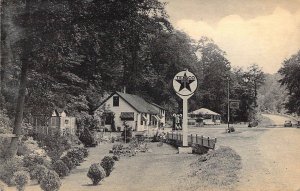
[172,70,197,148]
[173,70,198,97]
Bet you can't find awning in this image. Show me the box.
[153,115,160,121]
[142,114,147,121]
[120,112,134,120]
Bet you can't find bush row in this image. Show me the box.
[86,140,147,186]
[56,147,89,177]
[110,139,148,157]
[0,147,89,191]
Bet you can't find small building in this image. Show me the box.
[95,91,166,132]
[32,109,77,135]
[189,108,221,126]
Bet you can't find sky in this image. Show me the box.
[165,0,300,74]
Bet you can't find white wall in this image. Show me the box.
[100,94,143,131]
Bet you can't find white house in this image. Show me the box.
[95,91,166,132]
[51,109,77,135]
[32,109,77,135]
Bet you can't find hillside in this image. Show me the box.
[257,73,288,113]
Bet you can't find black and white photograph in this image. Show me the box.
[1,0,300,190]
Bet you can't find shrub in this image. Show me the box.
[192,144,209,155]
[228,126,235,133]
[111,144,123,155]
[112,155,120,161]
[61,156,76,170]
[40,170,61,191]
[0,180,6,191]
[87,163,106,185]
[79,127,96,147]
[12,171,30,191]
[0,138,10,159]
[64,148,84,167]
[17,137,48,157]
[78,147,89,158]
[121,124,132,142]
[23,154,51,169]
[52,160,70,177]
[35,132,73,161]
[100,156,115,176]
[31,165,49,183]
[0,157,23,185]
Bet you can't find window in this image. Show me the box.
[113,96,119,107]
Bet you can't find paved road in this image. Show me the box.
[261,113,297,126]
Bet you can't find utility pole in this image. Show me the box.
[227,77,230,133]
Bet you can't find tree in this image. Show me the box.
[228,65,265,122]
[195,37,231,115]
[7,0,32,157]
[278,50,300,115]
[257,73,288,113]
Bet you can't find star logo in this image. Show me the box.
[173,70,197,97]
[175,72,195,92]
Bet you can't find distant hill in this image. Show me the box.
[257,73,288,113]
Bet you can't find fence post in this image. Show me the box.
[196,134,198,144]
[191,134,193,145]
[201,135,204,145]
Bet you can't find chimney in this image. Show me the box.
[123,86,126,94]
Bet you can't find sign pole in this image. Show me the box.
[172,69,197,153]
[227,77,230,133]
[182,97,188,146]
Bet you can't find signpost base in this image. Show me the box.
[178,146,193,154]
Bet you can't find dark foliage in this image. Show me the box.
[52,160,70,177]
[121,122,132,142]
[61,156,76,171]
[87,163,106,185]
[278,50,300,115]
[79,127,96,147]
[100,156,115,177]
[40,170,61,191]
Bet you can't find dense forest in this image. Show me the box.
[257,73,288,114]
[6,0,300,156]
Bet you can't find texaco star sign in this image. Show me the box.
[173,70,198,97]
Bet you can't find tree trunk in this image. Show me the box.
[7,57,29,157]
[7,0,30,158]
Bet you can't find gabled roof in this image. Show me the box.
[150,102,166,111]
[97,91,160,115]
[190,108,220,116]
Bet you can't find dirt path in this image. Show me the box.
[262,113,297,126]
[190,127,300,191]
[222,128,300,191]
[258,129,300,191]
[100,143,197,191]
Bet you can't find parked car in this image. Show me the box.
[248,121,258,127]
[284,120,293,127]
